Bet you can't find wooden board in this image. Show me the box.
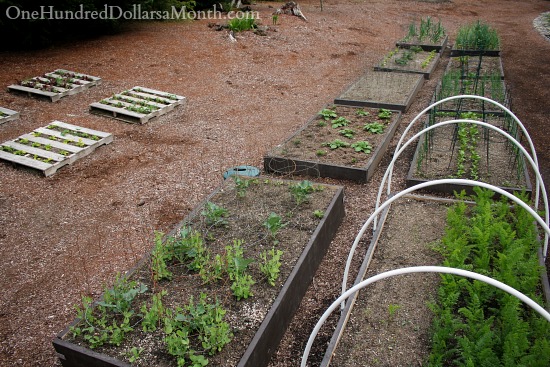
[89,86,186,124]
[7,69,101,102]
[0,121,112,176]
[0,106,20,125]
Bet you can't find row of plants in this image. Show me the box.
[400,16,446,46]
[447,55,504,80]
[454,20,500,52]
[428,188,549,366]
[65,177,337,366]
[272,106,396,169]
[15,69,99,93]
[379,46,437,70]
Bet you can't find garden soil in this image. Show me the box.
[0,0,548,366]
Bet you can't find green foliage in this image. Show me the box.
[226,240,255,300]
[228,13,257,32]
[289,180,315,205]
[331,116,350,128]
[351,141,373,154]
[263,212,286,244]
[127,347,143,363]
[260,248,283,286]
[378,108,393,119]
[428,188,550,366]
[141,290,167,332]
[363,122,385,134]
[233,175,250,198]
[355,109,370,117]
[455,20,500,51]
[316,149,327,156]
[152,231,173,281]
[322,139,350,150]
[201,201,229,227]
[319,108,337,120]
[339,128,356,139]
[313,209,324,219]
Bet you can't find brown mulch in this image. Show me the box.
[0,1,549,366]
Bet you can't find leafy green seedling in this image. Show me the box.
[331,117,350,128]
[339,128,356,139]
[351,141,373,154]
[355,109,370,117]
[378,108,393,119]
[263,212,286,244]
[319,108,337,120]
[260,248,283,286]
[201,202,229,227]
[313,210,324,219]
[363,122,385,134]
[322,139,350,150]
[289,180,314,205]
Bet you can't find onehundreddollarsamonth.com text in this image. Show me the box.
[4,4,260,21]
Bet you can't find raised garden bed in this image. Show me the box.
[0,106,20,125]
[322,193,550,366]
[89,87,186,124]
[0,121,112,176]
[450,20,501,56]
[446,55,504,79]
[53,176,345,367]
[374,46,441,79]
[396,34,449,52]
[334,71,424,112]
[433,70,509,115]
[7,69,101,102]
[396,17,448,52]
[406,113,532,197]
[264,105,401,182]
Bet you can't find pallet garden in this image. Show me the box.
[0,121,112,176]
[89,86,186,124]
[334,71,424,112]
[7,69,101,102]
[264,105,401,182]
[0,106,19,125]
[53,176,345,367]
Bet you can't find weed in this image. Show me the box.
[228,13,257,32]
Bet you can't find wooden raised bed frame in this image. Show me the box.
[53,176,345,367]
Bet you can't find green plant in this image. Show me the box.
[322,139,350,150]
[141,290,167,332]
[260,248,283,286]
[455,20,500,51]
[233,175,250,198]
[394,49,414,66]
[319,108,337,120]
[201,201,229,227]
[263,212,286,244]
[421,49,437,69]
[126,347,143,363]
[317,120,327,127]
[331,116,350,128]
[228,13,257,32]
[363,122,385,134]
[355,109,370,117]
[289,180,315,205]
[378,108,393,119]
[388,304,401,320]
[312,209,324,219]
[339,128,356,139]
[226,240,255,300]
[316,149,327,156]
[351,141,373,154]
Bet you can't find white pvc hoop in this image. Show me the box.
[342,178,550,308]
[370,118,549,259]
[385,95,541,210]
[304,266,550,367]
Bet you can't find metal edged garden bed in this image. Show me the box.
[395,34,449,52]
[334,71,424,112]
[374,47,442,79]
[53,176,345,367]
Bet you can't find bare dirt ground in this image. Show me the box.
[0,0,549,366]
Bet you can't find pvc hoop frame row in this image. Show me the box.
[301,266,550,367]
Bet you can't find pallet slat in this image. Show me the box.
[0,106,20,125]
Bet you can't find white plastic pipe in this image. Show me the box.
[304,266,550,367]
[371,118,549,259]
[343,178,550,308]
[386,95,541,211]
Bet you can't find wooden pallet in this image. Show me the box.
[7,69,101,102]
[0,121,112,176]
[89,86,186,124]
[0,107,20,125]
